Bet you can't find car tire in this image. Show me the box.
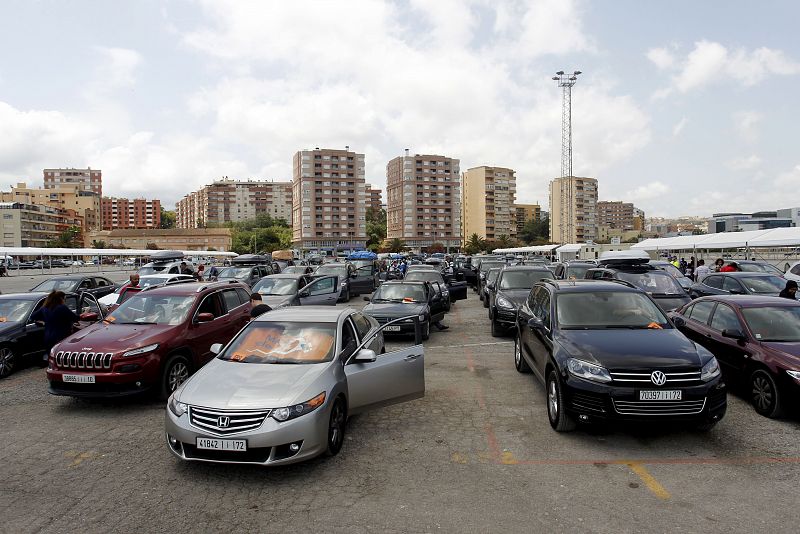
[546,369,576,432]
[160,354,191,400]
[491,317,501,338]
[750,369,784,418]
[343,288,350,302]
[0,346,15,379]
[483,295,489,308]
[422,320,430,341]
[326,398,346,456]
[514,333,530,374]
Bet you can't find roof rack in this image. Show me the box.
[140,278,197,292]
[195,279,241,292]
[605,279,638,289]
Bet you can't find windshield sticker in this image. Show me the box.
[755,333,762,339]
[646,322,663,329]
[229,326,334,363]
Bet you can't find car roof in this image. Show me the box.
[691,295,800,308]
[502,265,551,272]
[36,275,86,282]
[0,292,48,301]
[709,272,780,278]
[541,279,642,293]
[254,306,350,323]
[263,273,305,280]
[140,281,247,295]
[140,273,192,279]
[383,280,427,286]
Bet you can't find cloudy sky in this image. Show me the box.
[1,0,798,217]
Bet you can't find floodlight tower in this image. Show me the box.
[552,70,581,243]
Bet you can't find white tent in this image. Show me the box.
[631,228,800,251]
[0,247,238,258]
[492,245,559,254]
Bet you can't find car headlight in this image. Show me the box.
[786,369,800,381]
[122,343,159,357]
[340,281,347,288]
[168,394,188,417]
[700,357,721,382]
[271,392,326,422]
[567,358,612,383]
[418,314,425,322]
[496,296,514,309]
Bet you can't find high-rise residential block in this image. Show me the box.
[0,202,84,247]
[386,152,461,250]
[462,166,517,241]
[515,203,542,233]
[44,168,102,197]
[292,148,367,251]
[176,178,293,229]
[0,182,101,231]
[597,201,638,230]
[549,176,598,243]
[365,184,383,214]
[101,197,161,230]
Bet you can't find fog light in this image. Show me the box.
[135,381,142,387]
[289,442,300,452]
[168,435,178,446]
[579,414,589,421]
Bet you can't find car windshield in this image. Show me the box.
[565,264,592,279]
[108,295,195,325]
[557,291,669,329]
[404,271,442,283]
[739,275,786,294]
[252,278,299,296]
[738,263,783,275]
[500,270,554,289]
[219,321,337,364]
[32,279,78,292]
[0,299,35,323]
[372,284,426,303]
[658,263,685,279]
[480,262,505,273]
[616,271,685,295]
[282,266,306,274]
[316,265,347,276]
[741,306,800,342]
[217,267,251,280]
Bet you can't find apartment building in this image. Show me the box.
[549,176,598,243]
[85,228,232,251]
[386,152,461,250]
[0,202,84,247]
[597,201,637,230]
[0,182,101,231]
[515,203,542,233]
[101,197,161,230]
[462,166,517,241]
[292,148,368,251]
[44,168,102,197]
[365,184,383,214]
[176,178,293,229]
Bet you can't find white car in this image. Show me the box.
[98,274,195,307]
[783,261,800,284]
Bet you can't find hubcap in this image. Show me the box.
[752,375,773,411]
[548,380,558,420]
[0,348,13,375]
[514,338,521,365]
[168,362,189,392]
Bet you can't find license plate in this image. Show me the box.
[196,438,247,451]
[385,325,401,332]
[63,374,95,383]
[639,390,682,401]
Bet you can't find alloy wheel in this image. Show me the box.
[514,338,521,367]
[328,401,345,454]
[0,347,14,378]
[751,372,776,414]
[548,379,559,421]
[168,362,189,392]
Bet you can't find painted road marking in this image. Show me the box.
[627,462,671,500]
[448,454,800,466]
[427,341,513,349]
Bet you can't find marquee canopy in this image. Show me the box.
[631,227,800,251]
[0,247,238,258]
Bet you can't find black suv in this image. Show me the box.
[487,266,554,337]
[362,281,448,340]
[514,280,726,432]
[585,263,690,312]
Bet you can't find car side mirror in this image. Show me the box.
[210,343,223,355]
[672,316,686,328]
[354,348,377,363]
[79,312,99,322]
[729,289,745,295]
[299,290,310,298]
[363,296,371,302]
[528,317,544,329]
[196,312,214,323]
[722,328,746,340]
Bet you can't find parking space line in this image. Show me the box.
[626,462,671,500]
[426,341,513,349]
[450,455,800,466]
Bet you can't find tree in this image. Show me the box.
[91,240,106,249]
[146,242,160,250]
[387,238,406,253]
[48,226,81,248]
[519,216,550,244]
[366,208,387,251]
[160,208,176,229]
[464,233,486,255]
[497,234,514,248]
[427,242,445,253]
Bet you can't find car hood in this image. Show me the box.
[762,341,800,361]
[55,322,176,352]
[0,321,23,338]
[648,294,692,312]
[557,329,704,370]
[260,295,295,308]
[177,358,330,409]
[496,289,530,306]
[363,302,427,317]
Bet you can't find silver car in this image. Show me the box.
[165,307,425,466]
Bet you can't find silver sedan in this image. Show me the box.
[165,307,425,466]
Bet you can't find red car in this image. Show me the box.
[671,295,800,418]
[47,281,252,399]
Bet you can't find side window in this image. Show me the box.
[196,293,223,318]
[80,295,101,315]
[94,278,109,287]
[308,277,335,295]
[250,268,259,279]
[351,312,372,341]
[222,289,242,312]
[235,288,250,304]
[527,286,540,310]
[169,266,178,274]
[64,295,79,313]
[340,319,358,360]
[682,303,695,318]
[710,304,742,333]
[791,264,800,276]
[723,277,744,293]
[688,300,715,324]
[539,292,552,327]
[78,279,93,290]
[704,276,723,289]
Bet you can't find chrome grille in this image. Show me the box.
[55,351,113,369]
[372,316,390,325]
[612,398,706,416]
[609,370,702,386]
[189,406,271,436]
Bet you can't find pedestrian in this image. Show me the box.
[671,257,680,269]
[180,261,194,276]
[29,291,80,366]
[679,258,688,274]
[207,264,219,280]
[398,260,408,278]
[688,256,696,278]
[720,261,739,272]
[249,293,272,318]
[129,273,140,287]
[714,258,725,272]
[779,280,798,300]
[197,264,205,281]
[694,259,710,282]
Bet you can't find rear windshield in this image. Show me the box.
[738,263,783,275]
[616,271,685,295]
[500,270,554,289]
[32,279,78,292]
[316,265,348,276]
[372,284,426,303]
[557,292,669,329]
[217,267,252,280]
[219,322,337,364]
[252,278,299,296]
[565,265,591,279]
[404,271,443,283]
[479,261,505,272]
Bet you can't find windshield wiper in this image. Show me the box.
[117,321,157,325]
[371,298,391,302]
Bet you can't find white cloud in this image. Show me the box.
[672,117,688,136]
[94,47,143,90]
[774,164,800,188]
[628,181,669,201]
[726,154,761,171]
[647,47,675,70]
[733,110,763,142]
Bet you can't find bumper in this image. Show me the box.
[562,375,727,424]
[46,352,162,398]
[493,307,517,328]
[165,401,332,466]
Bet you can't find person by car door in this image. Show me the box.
[299,276,340,306]
[427,282,447,323]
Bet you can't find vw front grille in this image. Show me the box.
[609,370,702,386]
[189,406,271,436]
[612,398,706,416]
[55,351,113,369]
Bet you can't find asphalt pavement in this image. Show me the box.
[0,285,798,533]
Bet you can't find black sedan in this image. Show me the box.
[690,273,786,299]
[403,269,468,304]
[362,281,447,340]
[515,280,726,432]
[0,292,104,378]
[30,276,117,299]
[488,266,554,337]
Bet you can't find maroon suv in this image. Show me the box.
[47,281,252,399]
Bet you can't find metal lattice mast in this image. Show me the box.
[553,70,581,243]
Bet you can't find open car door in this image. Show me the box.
[448,280,468,302]
[345,323,424,415]
[298,276,339,306]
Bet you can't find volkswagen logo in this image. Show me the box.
[650,371,667,386]
[217,416,230,428]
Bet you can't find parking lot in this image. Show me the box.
[1,276,799,533]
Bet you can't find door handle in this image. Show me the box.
[404,354,421,361]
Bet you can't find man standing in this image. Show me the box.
[720,261,739,272]
[129,273,140,287]
[779,280,798,300]
[250,293,272,318]
[694,259,710,282]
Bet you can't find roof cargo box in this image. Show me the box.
[149,250,185,262]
